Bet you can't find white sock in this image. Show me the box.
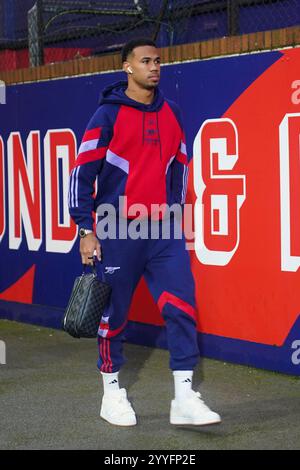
[101,371,120,394]
[173,370,193,401]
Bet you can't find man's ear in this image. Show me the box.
[123,61,133,74]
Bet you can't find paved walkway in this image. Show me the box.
[0,319,300,450]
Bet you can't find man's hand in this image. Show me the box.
[80,233,101,265]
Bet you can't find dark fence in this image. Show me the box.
[0,0,299,71]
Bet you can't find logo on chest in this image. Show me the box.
[143,118,160,146]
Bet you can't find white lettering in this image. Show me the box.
[279,113,300,271]
[44,129,78,253]
[193,118,245,266]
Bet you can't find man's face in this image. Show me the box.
[124,45,161,90]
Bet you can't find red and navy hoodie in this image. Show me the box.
[68,80,189,229]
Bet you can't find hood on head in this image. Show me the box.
[99,80,164,112]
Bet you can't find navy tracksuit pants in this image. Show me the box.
[97,216,199,373]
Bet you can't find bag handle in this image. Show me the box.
[82,253,105,282]
[82,261,97,276]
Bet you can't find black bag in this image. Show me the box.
[62,263,112,338]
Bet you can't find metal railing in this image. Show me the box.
[0,0,299,71]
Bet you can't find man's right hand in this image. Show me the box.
[80,233,101,265]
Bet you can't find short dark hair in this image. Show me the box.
[121,38,157,62]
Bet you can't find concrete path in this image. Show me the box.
[0,319,299,450]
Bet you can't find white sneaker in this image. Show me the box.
[170,390,221,426]
[100,388,137,426]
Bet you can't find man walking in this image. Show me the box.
[69,38,221,427]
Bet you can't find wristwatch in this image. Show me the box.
[79,228,93,238]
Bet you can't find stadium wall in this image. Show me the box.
[1,26,300,376]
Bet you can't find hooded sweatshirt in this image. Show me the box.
[69,81,189,230]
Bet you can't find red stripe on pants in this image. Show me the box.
[157,291,196,320]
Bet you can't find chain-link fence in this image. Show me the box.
[0,0,299,71]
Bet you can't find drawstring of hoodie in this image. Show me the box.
[156,111,162,161]
[142,111,145,146]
